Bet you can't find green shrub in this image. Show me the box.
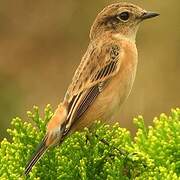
[0,105,179,179]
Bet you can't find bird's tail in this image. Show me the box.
[24,135,48,176]
[24,102,69,176]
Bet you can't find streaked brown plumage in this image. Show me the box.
[24,2,159,175]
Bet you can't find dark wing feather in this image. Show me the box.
[74,60,117,120]
[65,60,117,131]
[63,42,121,133]
[66,42,121,100]
[75,84,100,120]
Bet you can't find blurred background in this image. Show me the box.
[0,0,179,140]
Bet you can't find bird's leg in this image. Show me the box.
[85,130,97,146]
[94,134,127,156]
[95,134,148,176]
[85,133,92,145]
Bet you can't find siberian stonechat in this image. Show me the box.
[24,2,159,175]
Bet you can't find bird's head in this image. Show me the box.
[90,2,159,41]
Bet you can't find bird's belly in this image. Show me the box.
[96,62,137,122]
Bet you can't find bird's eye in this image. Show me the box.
[117,12,130,21]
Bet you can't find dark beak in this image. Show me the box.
[141,11,159,20]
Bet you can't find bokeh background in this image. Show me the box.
[0,0,179,140]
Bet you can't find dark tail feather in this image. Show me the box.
[24,136,48,176]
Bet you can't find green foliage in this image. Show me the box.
[0,105,180,180]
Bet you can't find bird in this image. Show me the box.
[24,2,159,175]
